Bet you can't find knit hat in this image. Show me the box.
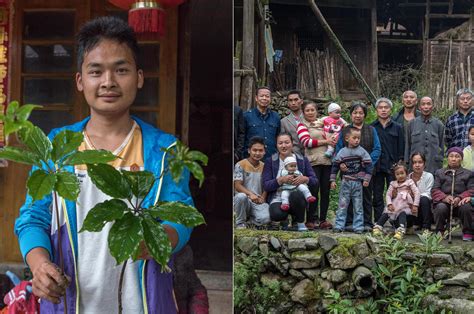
[284,156,297,167]
[446,147,463,159]
[328,103,341,113]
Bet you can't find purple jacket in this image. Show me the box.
[262,153,318,203]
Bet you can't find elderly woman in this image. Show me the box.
[296,101,338,229]
[407,152,434,232]
[262,133,318,231]
[432,147,474,241]
[335,102,381,230]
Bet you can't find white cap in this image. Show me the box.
[283,156,297,167]
[328,103,341,113]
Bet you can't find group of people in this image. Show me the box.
[234,86,474,241]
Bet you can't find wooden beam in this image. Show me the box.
[307,0,377,104]
[429,14,471,19]
[378,38,423,44]
[271,0,373,9]
[398,2,449,7]
[240,0,255,110]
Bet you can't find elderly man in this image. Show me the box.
[371,98,405,222]
[243,86,281,159]
[406,96,444,174]
[393,90,421,135]
[280,90,304,155]
[445,88,474,149]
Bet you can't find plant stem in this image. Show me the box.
[53,192,68,313]
[118,261,128,314]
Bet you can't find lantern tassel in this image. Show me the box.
[128,2,166,36]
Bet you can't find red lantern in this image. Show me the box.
[108,0,187,36]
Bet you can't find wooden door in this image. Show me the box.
[0,0,177,263]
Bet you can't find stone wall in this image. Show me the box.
[234,230,474,313]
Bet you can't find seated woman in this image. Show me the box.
[432,147,474,241]
[262,133,318,231]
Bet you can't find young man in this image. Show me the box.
[393,90,420,135]
[243,87,281,159]
[406,96,445,174]
[14,17,193,313]
[371,98,405,222]
[233,136,270,229]
[445,88,474,149]
[280,90,304,155]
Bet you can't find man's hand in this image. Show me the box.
[387,204,395,212]
[31,261,70,304]
[340,163,348,172]
[363,181,369,187]
[330,182,336,190]
[248,193,260,203]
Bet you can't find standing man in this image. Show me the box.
[406,96,445,174]
[280,90,304,155]
[445,88,474,149]
[393,90,420,135]
[371,98,405,222]
[233,136,271,229]
[243,86,281,159]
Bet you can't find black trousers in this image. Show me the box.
[372,171,392,222]
[432,202,474,234]
[308,165,331,223]
[376,211,407,228]
[346,179,373,227]
[269,190,306,223]
[407,196,432,229]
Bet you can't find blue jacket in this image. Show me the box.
[15,116,193,313]
[243,107,281,159]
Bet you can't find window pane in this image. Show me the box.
[29,110,73,134]
[134,78,159,107]
[23,45,74,73]
[138,44,160,72]
[131,111,158,127]
[23,79,74,105]
[23,11,75,40]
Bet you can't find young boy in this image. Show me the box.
[330,127,373,233]
[14,17,193,313]
[233,136,270,228]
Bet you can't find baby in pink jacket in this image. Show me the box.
[321,103,347,158]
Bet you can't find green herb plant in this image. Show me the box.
[0,102,207,313]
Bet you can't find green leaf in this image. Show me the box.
[51,130,84,163]
[187,150,208,166]
[169,160,184,183]
[378,264,391,277]
[406,268,413,282]
[122,170,155,199]
[0,146,41,166]
[27,169,56,201]
[54,171,80,201]
[6,101,19,116]
[63,149,117,165]
[80,199,128,232]
[141,215,172,267]
[15,104,42,122]
[148,201,205,227]
[86,163,130,199]
[184,160,205,187]
[18,126,52,162]
[400,279,407,293]
[108,212,142,264]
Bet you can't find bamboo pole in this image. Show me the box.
[240,0,255,110]
[468,55,472,90]
[307,0,377,104]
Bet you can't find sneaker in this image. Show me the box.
[394,227,405,240]
[297,223,308,232]
[333,228,343,233]
[462,234,473,241]
[281,204,289,211]
[236,224,246,230]
[354,230,363,234]
[319,221,333,230]
[307,196,317,203]
[363,225,373,232]
[305,222,316,230]
[372,225,383,236]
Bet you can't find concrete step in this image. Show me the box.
[196,270,232,314]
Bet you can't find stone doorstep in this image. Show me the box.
[196,270,232,291]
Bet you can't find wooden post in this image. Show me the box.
[240,0,255,110]
[234,41,242,107]
[370,0,379,94]
[258,7,266,85]
[178,2,191,145]
[307,0,377,104]
[423,0,431,67]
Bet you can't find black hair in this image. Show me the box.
[301,100,317,112]
[76,16,140,71]
[349,101,367,116]
[248,136,265,149]
[391,161,408,176]
[469,125,474,133]
[276,132,292,141]
[410,152,426,163]
[256,86,271,95]
[345,126,361,137]
[287,90,303,100]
